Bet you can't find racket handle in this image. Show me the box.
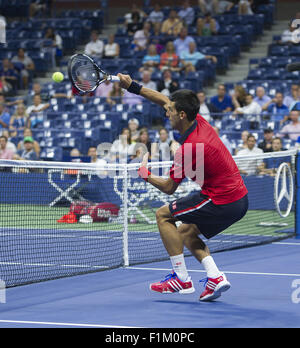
[108,75,120,82]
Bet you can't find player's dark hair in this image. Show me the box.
[170,89,200,122]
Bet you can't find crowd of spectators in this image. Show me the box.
[1,0,299,175]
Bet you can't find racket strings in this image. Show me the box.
[70,56,101,92]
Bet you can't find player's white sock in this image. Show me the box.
[170,254,189,282]
[201,255,222,279]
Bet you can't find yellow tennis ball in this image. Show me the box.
[52,72,64,83]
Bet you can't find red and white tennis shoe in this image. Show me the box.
[150,271,195,294]
[199,273,231,301]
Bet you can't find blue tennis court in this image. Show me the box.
[0,237,299,328]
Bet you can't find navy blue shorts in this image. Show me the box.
[169,192,248,239]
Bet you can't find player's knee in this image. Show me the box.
[156,205,171,223]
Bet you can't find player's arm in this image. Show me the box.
[138,153,179,195]
[117,73,170,108]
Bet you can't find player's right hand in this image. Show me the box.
[117,73,132,90]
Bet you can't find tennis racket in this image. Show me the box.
[68,54,120,94]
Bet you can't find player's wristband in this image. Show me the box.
[138,166,151,182]
[127,81,142,95]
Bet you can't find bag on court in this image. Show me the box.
[87,203,120,222]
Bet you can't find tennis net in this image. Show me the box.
[0,149,297,287]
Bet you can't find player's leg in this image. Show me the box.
[178,222,231,301]
[178,223,222,279]
[149,205,195,294]
[155,204,183,256]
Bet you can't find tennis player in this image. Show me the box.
[117,73,248,301]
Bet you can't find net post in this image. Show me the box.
[122,164,129,267]
[296,151,300,239]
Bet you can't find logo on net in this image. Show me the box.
[0,280,6,304]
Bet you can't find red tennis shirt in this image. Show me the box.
[169,114,248,205]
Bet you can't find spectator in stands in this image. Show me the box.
[259,138,286,176]
[197,90,220,121]
[196,12,219,36]
[258,128,274,153]
[157,69,179,96]
[137,128,152,154]
[0,58,18,94]
[216,1,236,13]
[213,126,232,154]
[140,70,157,90]
[128,118,140,143]
[44,28,63,66]
[210,84,234,113]
[253,86,271,107]
[11,48,35,90]
[110,127,134,163]
[279,21,299,45]
[29,0,49,17]
[133,21,151,51]
[14,136,38,161]
[127,11,143,36]
[147,3,164,24]
[283,84,300,110]
[87,146,108,169]
[180,41,217,74]
[159,41,180,72]
[0,135,14,159]
[26,94,50,128]
[17,128,40,157]
[84,30,104,58]
[236,134,263,175]
[103,34,120,59]
[124,3,147,25]
[87,146,97,163]
[233,93,262,116]
[198,0,219,15]
[106,81,124,105]
[95,80,113,98]
[238,0,254,15]
[173,27,195,56]
[71,148,82,158]
[278,110,300,141]
[262,92,289,119]
[161,9,183,36]
[0,102,10,130]
[140,44,160,73]
[178,0,195,26]
[9,103,28,132]
[1,130,17,154]
[24,82,50,105]
[152,127,179,161]
[232,85,247,108]
[235,130,249,154]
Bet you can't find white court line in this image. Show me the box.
[0,262,109,269]
[0,320,142,328]
[127,266,300,278]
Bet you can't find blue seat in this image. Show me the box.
[40,147,63,161]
